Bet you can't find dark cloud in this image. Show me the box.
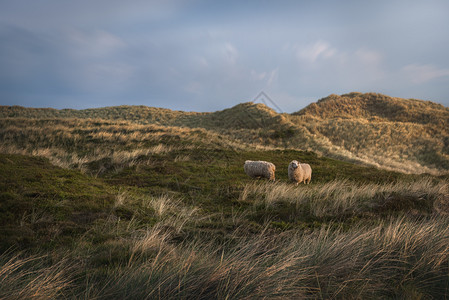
[0,0,448,112]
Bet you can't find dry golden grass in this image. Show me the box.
[294,92,449,126]
[4,216,448,299]
[0,118,263,174]
[241,178,448,218]
[286,93,449,174]
[0,253,73,299]
[2,93,448,174]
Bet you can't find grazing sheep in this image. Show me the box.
[288,160,312,185]
[244,160,276,181]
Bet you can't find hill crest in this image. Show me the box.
[294,92,449,126]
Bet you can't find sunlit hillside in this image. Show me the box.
[2,92,448,174]
[289,93,449,173]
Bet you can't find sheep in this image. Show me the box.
[244,160,276,181]
[288,160,312,185]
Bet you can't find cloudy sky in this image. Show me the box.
[1,0,449,112]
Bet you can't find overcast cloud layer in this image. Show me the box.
[1,0,449,112]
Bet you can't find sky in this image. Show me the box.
[1,0,449,113]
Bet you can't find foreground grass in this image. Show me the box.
[2,217,449,299]
[1,151,448,298]
[85,217,449,299]
[242,178,448,222]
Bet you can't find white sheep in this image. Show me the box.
[244,160,276,181]
[288,160,312,185]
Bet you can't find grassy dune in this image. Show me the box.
[2,92,449,174]
[1,93,449,298]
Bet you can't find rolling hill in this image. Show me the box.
[1,92,448,174]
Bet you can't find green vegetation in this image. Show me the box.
[1,93,449,298]
[0,154,116,252]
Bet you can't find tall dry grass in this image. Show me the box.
[240,178,448,218]
[26,217,448,299]
[0,253,73,299]
[114,192,200,234]
[1,183,449,298]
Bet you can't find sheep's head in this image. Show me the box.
[290,160,299,169]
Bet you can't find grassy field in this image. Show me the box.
[1,95,449,298]
[1,150,448,299]
[2,92,449,174]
